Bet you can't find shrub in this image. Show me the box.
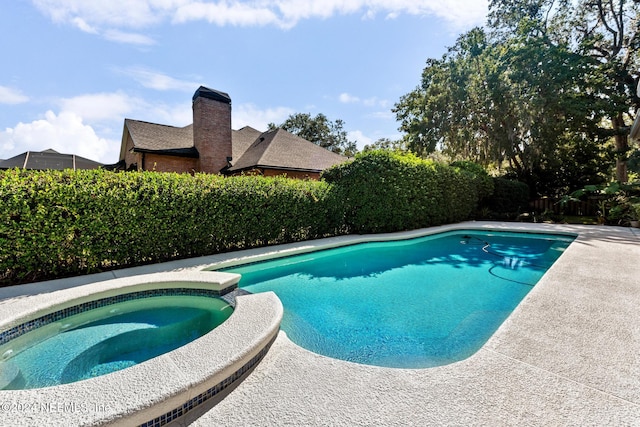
[322,151,477,233]
[485,178,530,216]
[562,181,640,225]
[450,161,495,214]
[0,169,338,285]
[1,154,489,285]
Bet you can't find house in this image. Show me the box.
[0,149,103,170]
[114,86,347,179]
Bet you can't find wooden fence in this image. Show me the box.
[530,197,601,216]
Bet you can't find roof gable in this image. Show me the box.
[125,119,194,152]
[227,128,346,173]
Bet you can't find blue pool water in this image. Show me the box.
[0,295,233,390]
[221,230,575,368]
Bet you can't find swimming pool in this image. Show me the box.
[220,230,575,368]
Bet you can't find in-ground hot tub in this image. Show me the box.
[0,271,282,427]
[1,291,235,390]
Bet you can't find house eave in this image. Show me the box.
[132,147,199,158]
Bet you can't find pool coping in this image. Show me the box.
[0,271,283,427]
[190,222,640,426]
[1,221,639,425]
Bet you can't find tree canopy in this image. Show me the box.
[268,113,358,157]
[362,137,408,153]
[394,0,640,195]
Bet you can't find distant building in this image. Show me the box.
[0,149,103,170]
[113,86,346,179]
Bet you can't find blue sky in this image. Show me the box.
[0,1,487,164]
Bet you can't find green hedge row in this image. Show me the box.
[0,151,518,285]
[0,169,340,285]
[322,151,483,233]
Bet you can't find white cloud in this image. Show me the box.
[348,129,373,151]
[31,0,488,33]
[339,92,389,108]
[339,92,360,104]
[349,129,403,151]
[233,103,294,130]
[145,101,193,127]
[58,92,141,123]
[117,67,200,92]
[0,111,117,163]
[364,97,389,108]
[0,86,29,105]
[104,30,156,45]
[173,2,281,27]
[31,0,165,44]
[370,110,395,120]
[31,0,168,29]
[71,17,97,33]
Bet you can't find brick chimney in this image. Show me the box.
[192,86,232,174]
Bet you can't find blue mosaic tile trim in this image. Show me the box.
[139,335,276,427]
[220,287,252,307]
[0,285,236,346]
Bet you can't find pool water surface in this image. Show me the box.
[221,230,574,368]
[0,295,233,390]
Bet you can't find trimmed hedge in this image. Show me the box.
[450,161,494,203]
[321,151,479,233]
[0,169,340,285]
[1,152,517,285]
[485,177,530,215]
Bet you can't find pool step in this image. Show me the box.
[0,361,24,390]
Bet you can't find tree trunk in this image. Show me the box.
[612,113,629,183]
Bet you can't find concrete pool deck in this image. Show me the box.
[1,222,639,426]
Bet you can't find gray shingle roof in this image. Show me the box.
[0,149,103,170]
[227,128,346,173]
[232,126,262,161]
[125,119,196,156]
[124,119,346,173]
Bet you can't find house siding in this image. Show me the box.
[141,153,198,173]
[122,130,137,168]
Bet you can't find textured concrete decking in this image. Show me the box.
[183,223,640,426]
[2,222,639,426]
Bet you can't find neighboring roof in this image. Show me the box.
[0,149,103,170]
[125,119,198,158]
[102,159,127,171]
[226,128,346,174]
